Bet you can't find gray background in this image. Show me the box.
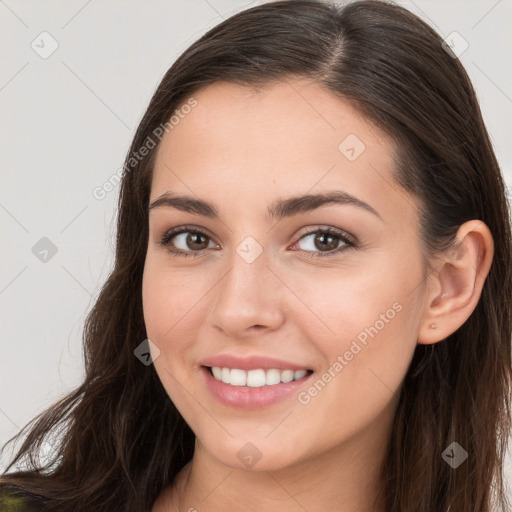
[1,0,511,502]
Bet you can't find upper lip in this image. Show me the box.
[200,354,312,372]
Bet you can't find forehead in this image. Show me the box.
[158,79,391,156]
[150,79,416,227]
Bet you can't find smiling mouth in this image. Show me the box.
[204,365,314,388]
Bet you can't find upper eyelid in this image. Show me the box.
[161,225,218,245]
[160,225,356,247]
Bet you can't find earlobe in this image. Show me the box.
[417,220,494,345]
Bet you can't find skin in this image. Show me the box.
[143,78,494,512]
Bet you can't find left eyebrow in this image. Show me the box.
[148,190,384,223]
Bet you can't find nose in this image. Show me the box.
[209,246,286,338]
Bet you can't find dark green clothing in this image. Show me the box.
[0,484,45,511]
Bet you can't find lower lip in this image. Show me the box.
[201,366,313,410]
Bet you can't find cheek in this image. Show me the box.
[141,255,218,403]
[289,254,421,406]
[142,254,207,342]
[288,294,418,453]
[286,252,416,346]
[141,257,208,418]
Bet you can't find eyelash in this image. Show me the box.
[158,224,357,259]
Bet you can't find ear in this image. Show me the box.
[418,220,494,345]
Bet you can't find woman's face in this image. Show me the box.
[142,78,428,472]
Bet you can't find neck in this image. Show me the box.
[170,408,393,512]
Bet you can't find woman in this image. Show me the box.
[1,0,511,511]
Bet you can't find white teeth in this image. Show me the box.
[210,367,310,387]
[229,369,247,386]
[265,368,281,385]
[247,369,266,387]
[294,370,307,380]
[221,367,231,384]
[280,370,294,383]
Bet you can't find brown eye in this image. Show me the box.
[293,227,356,258]
[184,232,210,250]
[159,227,216,257]
[313,232,339,251]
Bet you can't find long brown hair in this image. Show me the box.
[1,1,511,510]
